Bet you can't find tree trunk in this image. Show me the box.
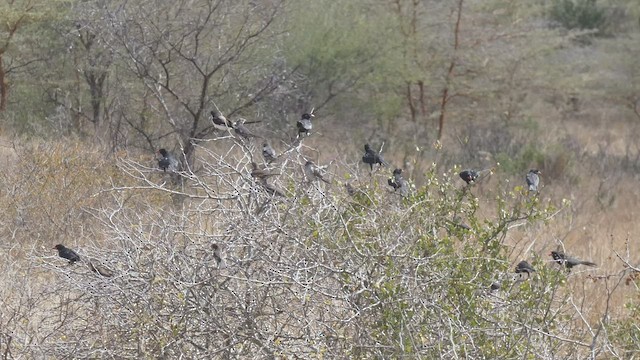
[0,53,8,112]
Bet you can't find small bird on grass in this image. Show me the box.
[459,169,479,185]
[550,251,597,269]
[526,169,542,192]
[158,149,181,172]
[297,113,314,137]
[362,144,388,171]
[54,244,80,264]
[262,142,277,163]
[515,260,536,274]
[387,168,409,196]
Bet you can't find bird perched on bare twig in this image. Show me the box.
[263,182,286,197]
[550,251,597,269]
[304,161,331,184]
[345,183,357,196]
[388,168,409,196]
[250,163,285,197]
[158,148,181,172]
[262,142,277,163]
[88,260,114,277]
[297,112,314,137]
[526,169,542,192]
[233,120,262,139]
[515,260,536,274]
[210,110,232,128]
[362,144,388,171]
[459,169,479,185]
[449,216,471,231]
[211,244,222,267]
[251,162,279,180]
[54,244,80,264]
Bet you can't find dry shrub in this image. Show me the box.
[0,136,638,358]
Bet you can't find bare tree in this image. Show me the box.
[96,0,289,164]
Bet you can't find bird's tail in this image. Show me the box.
[580,260,597,267]
[528,184,536,191]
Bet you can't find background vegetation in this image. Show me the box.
[1,0,640,358]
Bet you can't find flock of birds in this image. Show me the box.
[53,110,597,280]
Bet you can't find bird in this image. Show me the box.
[233,120,262,139]
[362,144,388,171]
[54,244,80,264]
[387,168,409,196]
[450,216,471,231]
[297,113,314,137]
[262,142,277,163]
[550,251,597,269]
[345,183,357,196]
[526,169,542,192]
[158,148,181,172]
[210,110,232,128]
[515,260,536,274]
[88,260,114,277]
[212,244,222,267]
[251,162,279,180]
[459,169,479,185]
[262,181,286,197]
[304,161,331,184]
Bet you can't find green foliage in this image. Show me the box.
[495,143,545,175]
[609,274,640,356]
[548,0,608,34]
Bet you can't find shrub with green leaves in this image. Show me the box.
[548,0,608,34]
[16,141,608,358]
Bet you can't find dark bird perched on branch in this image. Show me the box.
[362,144,388,171]
[526,169,542,192]
[210,110,232,128]
[304,161,331,184]
[54,244,80,264]
[515,260,536,274]
[388,168,409,196]
[262,142,277,163]
[251,162,279,180]
[158,148,181,172]
[88,260,114,277]
[233,120,262,139]
[459,169,479,185]
[550,251,597,269]
[297,112,314,137]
